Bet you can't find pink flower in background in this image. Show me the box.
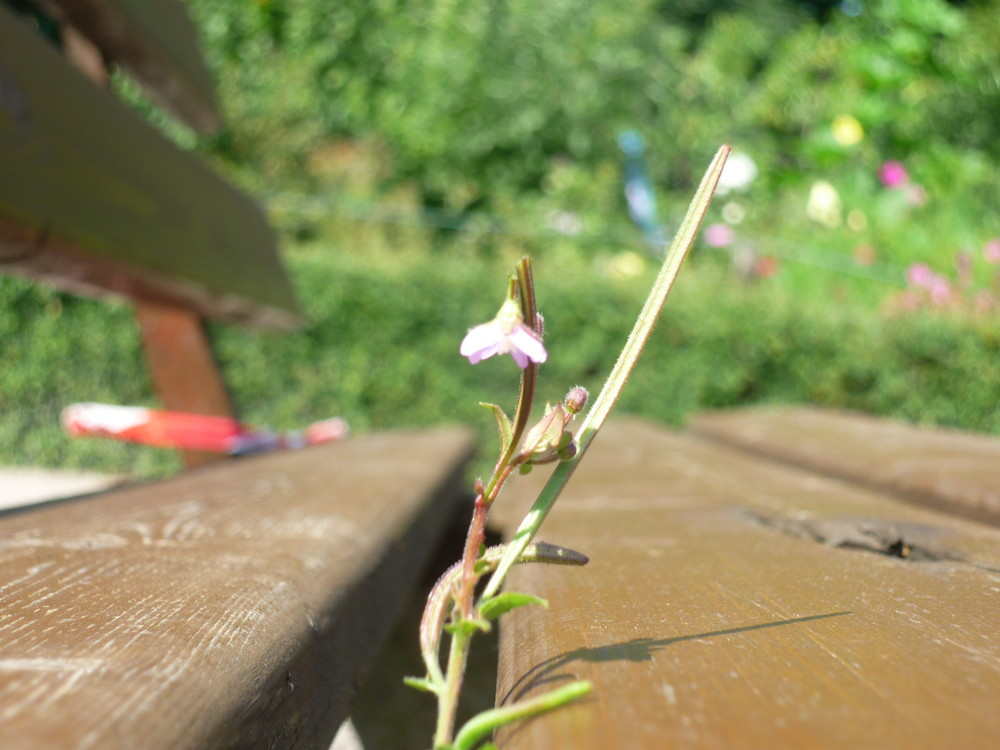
[878,160,908,189]
[906,263,934,288]
[929,276,952,306]
[984,238,1000,264]
[703,223,734,248]
[460,299,547,368]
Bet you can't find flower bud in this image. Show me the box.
[557,439,577,461]
[564,386,588,414]
[520,402,576,465]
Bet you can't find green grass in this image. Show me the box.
[3,229,999,480]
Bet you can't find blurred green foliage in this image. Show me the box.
[5,246,1000,477]
[164,0,1000,297]
[172,0,1000,212]
[5,0,1000,477]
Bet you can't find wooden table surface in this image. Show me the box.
[493,416,1000,749]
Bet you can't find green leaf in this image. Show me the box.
[403,675,439,694]
[480,402,513,456]
[453,680,592,750]
[479,591,547,621]
[445,617,491,637]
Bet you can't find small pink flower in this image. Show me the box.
[878,160,908,189]
[460,299,547,368]
[984,238,1000,264]
[929,276,952,306]
[703,223,734,248]
[906,263,934,289]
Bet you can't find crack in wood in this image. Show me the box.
[741,509,970,564]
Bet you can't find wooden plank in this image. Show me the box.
[690,406,1000,526]
[0,6,300,330]
[492,419,1000,749]
[39,0,220,131]
[0,426,475,750]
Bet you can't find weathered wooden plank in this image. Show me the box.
[691,406,1000,526]
[0,6,300,329]
[0,427,475,750]
[39,0,220,131]
[493,419,1000,749]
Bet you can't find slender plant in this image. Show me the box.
[405,146,730,750]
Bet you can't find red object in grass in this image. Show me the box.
[62,403,348,455]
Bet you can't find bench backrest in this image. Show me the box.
[0,1,300,330]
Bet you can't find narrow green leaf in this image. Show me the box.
[523,541,589,566]
[403,676,440,694]
[453,680,593,750]
[479,591,548,621]
[444,618,491,637]
[480,402,513,457]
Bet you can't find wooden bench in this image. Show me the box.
[0,427,474,749]
[0,0,299,467]
[493,409,1000,748]
[0,5,479,748]
[8,7,999,749]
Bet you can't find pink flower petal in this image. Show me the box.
[511,348,529,368]
[469,342,499,364]
[460,322,502,362]
[508,325,547,364]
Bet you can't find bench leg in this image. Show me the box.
[134,301,235,468]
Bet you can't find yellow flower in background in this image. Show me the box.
[832,115,864,146]
[609,250,645,280]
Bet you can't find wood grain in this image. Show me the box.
[493,418,1000,749]
[0,427,474,749]
[0,6,300,329]
[691,406,1000,526]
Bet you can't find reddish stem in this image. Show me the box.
[457,493,488,617]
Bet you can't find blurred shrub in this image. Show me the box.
[5,248,999,477]
[167,0,1000,220]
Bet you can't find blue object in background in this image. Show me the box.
[618,130,667,254]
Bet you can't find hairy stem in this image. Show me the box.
[436,257,543,745]
[434,628,471,748]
